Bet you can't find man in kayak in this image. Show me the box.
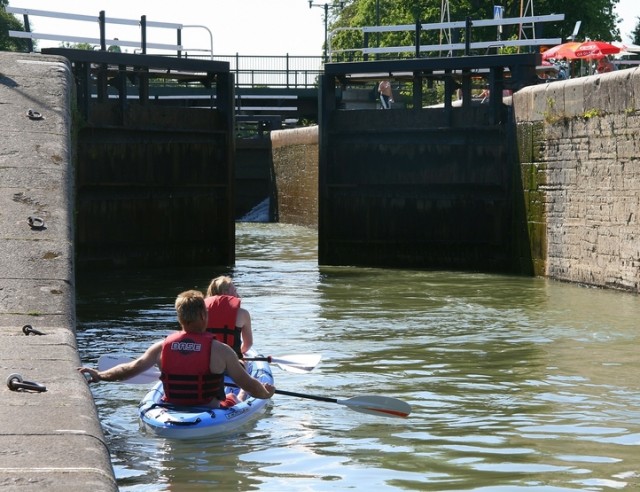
[78,290,275,408]
[204,275,253,358]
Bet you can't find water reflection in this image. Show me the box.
[76,223,640,491]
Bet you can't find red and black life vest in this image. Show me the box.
[160,331,225,405]
[205,295,243,357]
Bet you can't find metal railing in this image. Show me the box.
[8,7,563,89]
[7,6,184,54]
[191,54,323,89]
[7,6,323,89]
[328,14,565,62]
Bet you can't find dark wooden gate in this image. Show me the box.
[44,49,236,268]
[318,54,538,273]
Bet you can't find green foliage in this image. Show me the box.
[583,107,603,119]
[60,42,96,50]
[534,0,621,42]
[329,0,623,56]
[0,1,32,52]
[421,81,446,107]
[543,97,566,124]
[632,17,640,45]
[498,35,520,54]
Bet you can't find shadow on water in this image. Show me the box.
[77,223,640,491]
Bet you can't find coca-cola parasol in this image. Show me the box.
[542,40,621,60]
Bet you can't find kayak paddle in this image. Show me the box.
[96,355,411,418]
[223,383,412,418]
[274,389,412,418]
[97,352,321,383]
[244,354,321,374]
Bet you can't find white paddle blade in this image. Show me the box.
[339,395,412,418]
[271,354,322,373]
[97,354,160,384]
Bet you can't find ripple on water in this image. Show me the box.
[77,223,640,491]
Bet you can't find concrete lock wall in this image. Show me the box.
[514,68,640,293]
[271,126,319,228]
[0,51,117,490]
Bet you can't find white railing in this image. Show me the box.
[328,13,565,60]
[7,6,191,54]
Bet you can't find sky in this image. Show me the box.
[8,0,328,56]
[614,0,639,43]
[7,0,640,56]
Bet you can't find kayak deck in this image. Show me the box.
[138,353,274,439]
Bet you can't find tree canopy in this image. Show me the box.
[632,18,640,45]
[328,0,622,56]
[1,3,96,52]
[0,0,31,51]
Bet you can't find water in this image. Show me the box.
[76,223,640,491]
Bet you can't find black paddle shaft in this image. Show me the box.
[226,383,336,404]
[275,389,337,403]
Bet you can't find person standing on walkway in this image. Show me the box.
[378,80,394,109]
[205,275,253,358]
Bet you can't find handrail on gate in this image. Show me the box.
[6,6,321,88]
[180,25,214,60]
[6,6,185,55]
[328,13,564,62]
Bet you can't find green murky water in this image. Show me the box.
[76,223,640,491]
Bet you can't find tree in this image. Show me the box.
[0,0,32,51]
[632,17,640,45]
[60,42,96,50]
[329,0,622,57]
[533,0,621,41]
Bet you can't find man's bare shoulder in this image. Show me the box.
[211,339,235,357]
[209,339,241,374]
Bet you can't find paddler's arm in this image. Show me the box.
[238,307,253,354]
[79,341,163,383]
[217,343,275,399]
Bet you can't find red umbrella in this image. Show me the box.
[542,40,621,60]
[542,42,581,60]
[573,41,621,59]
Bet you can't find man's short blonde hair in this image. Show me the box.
[175,290,205,324]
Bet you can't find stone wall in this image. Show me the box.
[0,51,117,490]
[514,68,640,293]
[271,126,319,228]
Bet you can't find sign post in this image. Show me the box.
[493,6,504,41]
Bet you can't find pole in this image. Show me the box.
[376,0,380,49]
[22,14,33,52]
[310,1,343,63]
[465,16,472,56]
[99,10,106,51]
[324,3,329,62]
[140,15,147,54]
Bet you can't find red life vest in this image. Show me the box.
[160,331,225,405]
[205,295,243,357]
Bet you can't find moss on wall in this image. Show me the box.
[513,70,640,292]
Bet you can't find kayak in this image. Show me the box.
[138,351,274,439]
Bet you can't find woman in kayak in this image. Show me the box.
[79,290,275,408]
[204,276,253,358]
